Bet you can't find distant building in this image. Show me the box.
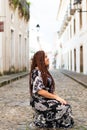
[56,0,87,74]
[0,0,30,75]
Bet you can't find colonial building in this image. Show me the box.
[56,0,87,74]
[0,0,30,75]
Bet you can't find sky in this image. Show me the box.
[29,0,60,52]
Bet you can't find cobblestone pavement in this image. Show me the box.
[0,70,87,130]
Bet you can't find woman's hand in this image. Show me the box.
[55,95,67,105]
[38,89,67,105]
[59,98,67,105]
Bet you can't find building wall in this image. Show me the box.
[0,0,29,74]
[57,0,87,74]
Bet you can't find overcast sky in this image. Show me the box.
[29,0,60,51]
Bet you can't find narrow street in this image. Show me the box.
[0,70,87,130]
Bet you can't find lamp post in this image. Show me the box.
[36,24,40,32]
[73,0,87,12]
[36,24,42,50]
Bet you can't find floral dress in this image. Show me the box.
[30,69,74,128]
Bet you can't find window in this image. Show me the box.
[80,46,83,72]
[11,29,15,66]
[25,38,27,66]
[74,19,76,34]
[11,13,14,22]
[86,0,87,21]
[70,50,72,70]
[79,11,82,29]
[18,34,22,69]
[70,25,72,38]
[74,49,76,71]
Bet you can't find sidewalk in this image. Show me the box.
[59,69,87,88]
[0,71,29,87]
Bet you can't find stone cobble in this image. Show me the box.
[0,70,87,130]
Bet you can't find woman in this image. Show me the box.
[29,50,74,129]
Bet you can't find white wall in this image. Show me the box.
[56,0,87,74]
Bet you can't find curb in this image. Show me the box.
[60,71,87,88]
[0,72,29,87]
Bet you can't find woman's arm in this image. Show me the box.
[38,89,67,105]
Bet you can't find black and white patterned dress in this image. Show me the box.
[30,69,74,128]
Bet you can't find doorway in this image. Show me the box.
[74,49,76,71]
[80,46,83,72]
[70,50,72,70]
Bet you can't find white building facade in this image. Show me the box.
[56,0,87,74]
[0,0,30,75]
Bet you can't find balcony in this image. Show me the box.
[67,16,71,21]
[9,0,30,22]
[73,0,82,5]
[67,9,71,21]
[57,6,72,38]
[18,0,30,21]
[70,8,76,15]
[9,0,19,9]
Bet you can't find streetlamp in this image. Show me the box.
[73,0,87,12]
[36,24,40,32]
[36,24,42,50]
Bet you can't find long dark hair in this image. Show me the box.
[29,50,55,96]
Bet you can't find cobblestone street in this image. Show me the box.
[0,70,87,130]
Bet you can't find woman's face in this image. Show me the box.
[45,54,49,67]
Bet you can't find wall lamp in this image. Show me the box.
[73,0,87,12]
